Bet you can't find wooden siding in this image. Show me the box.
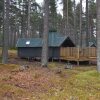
[88,47,96,61]
[18,47,42,58]
[60,47,96,61]
[17,47,60,59]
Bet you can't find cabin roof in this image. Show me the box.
[16,38,43,47]
[16,32,74,47]
[89,41,96,47]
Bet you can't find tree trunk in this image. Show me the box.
[63,0,69,36]
[79,0,82,47]
[41,0,50,67]
[27,0,31,38]
[73,0,77,45]
[2,0,10,64]
[86,0,89,47]
[97,0,100,72]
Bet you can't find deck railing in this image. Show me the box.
[60,47,96,61]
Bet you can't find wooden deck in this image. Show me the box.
[60,47,96,63]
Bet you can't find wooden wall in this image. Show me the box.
[60,47,96,61]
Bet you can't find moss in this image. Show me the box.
[0,62,99,100]
[0,56,2,63]
[0,84,25,95]
[9,48,17,50]
[65,71,100,100]
[0,84,33,99]
[77,70,100,78]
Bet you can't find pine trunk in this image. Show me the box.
[86,0,89,47]
[74,0,77,45]
[27,0,31,38]
[41,0,49,67]
[97,0,100,72]
[63,0,69,36]
[2,0,10,64]
[79,0,82,47]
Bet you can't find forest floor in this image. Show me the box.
[0,50,100,100]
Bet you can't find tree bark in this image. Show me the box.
[73,0,77,45]
[27,0,31,38]
[86,0,89,47]
[2,0,10,64]
[97,0,100,72]
[41,0,50,67]
[63,0,69,36]
[79,0,82,47]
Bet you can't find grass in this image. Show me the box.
[0,63,99,100]
[0,49,99,100]
[65,70,100,100]
[0,57,2,63]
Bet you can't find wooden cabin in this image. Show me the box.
[16,32,75,59]
[16,32,97,64]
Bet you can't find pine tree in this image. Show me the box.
[27,0,31,38]
[63,0,73,36]
[79,0,82,47]
[2,0,10,63]
[86,0,89,47]
[88,0,96,41]
[41,0,50,67]
[97,0,100,72]
[49,0,57,31]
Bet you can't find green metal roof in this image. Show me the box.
[16,32,69,47]
[16,38,43,47]
[89,41,96,47]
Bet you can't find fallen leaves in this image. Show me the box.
[0,63,99,100]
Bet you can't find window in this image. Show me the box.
[26,41,30,45]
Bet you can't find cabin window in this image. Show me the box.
[26,41,30,45]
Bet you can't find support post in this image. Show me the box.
[52,58,53,62]
[77,61,79,66]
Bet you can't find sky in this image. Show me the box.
[36,0,63,14]
[36,0,86,15]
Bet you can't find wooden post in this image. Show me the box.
[77,61,79,66]
[77,47,80,66]
[59,58,61,63]
[89,61,91,65]
[28,57,30,61]
[52,58,53,62]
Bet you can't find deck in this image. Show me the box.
[60,47,96,64]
